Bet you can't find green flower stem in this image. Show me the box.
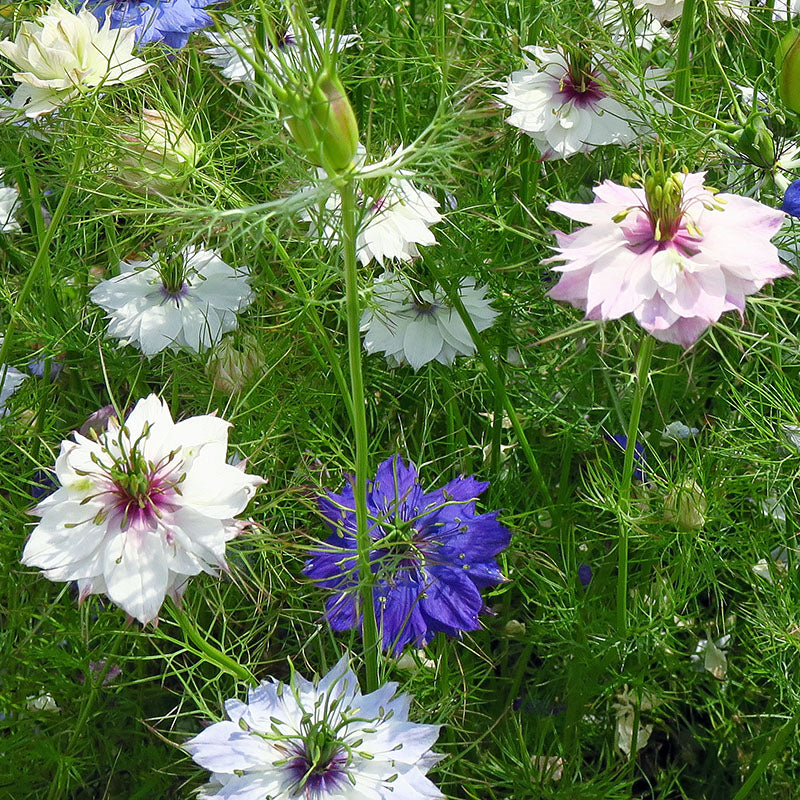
[169,602,257,685]
[426,261,553,511]
[616,334,655,635]
[340,178,380,693]
[674,0,696,109]
[0,146,83,370]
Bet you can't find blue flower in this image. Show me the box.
[80,0,221,48]
[605,433,647,482]
[304,455,512,653]
[782,179,800,218]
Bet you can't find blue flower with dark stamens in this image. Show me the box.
[80,0,221,48]
[304,455,512,654]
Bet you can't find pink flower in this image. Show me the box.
[546,172,791,347]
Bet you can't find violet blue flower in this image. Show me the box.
[80,0,221,48]
[304,455,512,654]
[546,171,790,347]
[606,434,647,481]
[782,179,800,217]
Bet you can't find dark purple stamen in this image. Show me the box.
[559,70,606,108]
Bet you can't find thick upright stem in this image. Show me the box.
[616,334,655,634]
[340,179,380,692]
[674,0,696,109]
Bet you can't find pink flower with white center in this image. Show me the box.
[546,171,791,347]
[21,394,264,624]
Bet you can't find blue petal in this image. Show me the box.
[419,566,483,633]
[782,179,800,218]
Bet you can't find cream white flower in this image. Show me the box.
[360,272,498,370]
[185,656,444,800]
[204,13,358,86]
[498,46,667,160]
[90,246,254,356]
[0,171,20,232]
[305,153,443,265]
[21,394,264,624]
[0,2,149,118]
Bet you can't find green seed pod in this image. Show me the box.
[732,114,775,168]
[777,29,800,113]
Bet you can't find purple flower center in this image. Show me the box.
[282,723,350,799]
[559,68,606,108]
[160,281,189,305]
[107,460,182,532]
[411,297,440,317]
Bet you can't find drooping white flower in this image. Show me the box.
[0,2,149,118]
[204,13,359,86]
[360,272,498,370]
[0,171,20,232]
[613,686,657,756]
[21,394,264,625]
[498,46,668,160]
[89,246,254,356]
[185,655,444,800]
[305,160,443,265]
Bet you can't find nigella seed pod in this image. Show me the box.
[733,115,775,168]
[777,29,800,114]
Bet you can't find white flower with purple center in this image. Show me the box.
[360,272,498,370]
[498,46,667,160]
[185,655,444,800]
[304,455,512,654]
[21,394,264,624]
[204,13,359,86]
[89,245,253,356]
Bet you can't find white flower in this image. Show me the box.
[0,171,20,232]
[613,686,656,756]
[634,0,749,21]
[0,2,149,119]
[21,394,264,624]
[185,655,444,800]
[0,361,26,416]
[360,272,498,370]
[772,0,800,18]
[691,634,731,680]
[90,246,254,356]
[26,691,60,713]
[204,13,359,86]
[305,154,443,265]
[498,46,667,160]
[753,546,789,583]
[759,495,787,524]
[592,0,668,50]
[661,421,699,440]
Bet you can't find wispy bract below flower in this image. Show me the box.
[204,13,359,86]
[360,272,498,370]
[304,455,511,653]
[90,245,253,356]
[0,2,149,118]
[21,394,264,624]
[185,655,444,800]
[498,46,667,160]
[80,0,221,48]
[546,172,790,347]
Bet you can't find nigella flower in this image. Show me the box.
[592,0,667,51]
[303,147,443,265]
[0,362,26,416]
[79,0,221,48]
[304,455,512,653]
[0,2,149,118]
[635,0,749,21]
[546,170,790,347]
[185,655,444,800]
[605,434,647,481]
[204,13,359,86]
[0,171,20,232]
[89,245,254,356]
[498,46,667,160]
[360,272,498,370]
[21,394,264,624]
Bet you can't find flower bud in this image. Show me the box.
[664,479,707,531]
[116,109,197,195]
[282,71,359,175]
[778,29,800,114]
[732,114,775,168]
[206,334,263,393]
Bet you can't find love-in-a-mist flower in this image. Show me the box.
[546,170,790,347]
[634,0,750,21]
[360,272,498,370]
[0,171,20,232]
[21,394,264,624]
[204,13,359,86]
[79,0,221,48]
[592,0,667,51]
[304,455,511,653]
[0,2,149,118]
[0,360,26,416]
[89,246,254,356]
[185,655,444,800]
[305,154,443,265]
[498,46,667,160]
